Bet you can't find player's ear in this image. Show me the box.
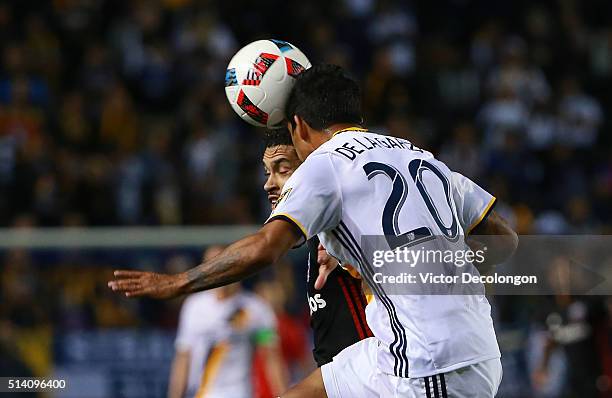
[294,115,310,143]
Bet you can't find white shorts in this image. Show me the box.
[321,338,503,398]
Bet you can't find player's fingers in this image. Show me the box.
[108,279,141,291]
[317,243,325,251]
[318,248,336,266]
[314,272,328,290]
[314,262,335,290]
[113,270,144,278]
[124,288,148,298]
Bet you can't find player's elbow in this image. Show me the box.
[470,211,518,264]
[499,228,519,259]
[252,242,277,267]
[489,220,518,262]
[253,220,300,267]
[251,231,284,267]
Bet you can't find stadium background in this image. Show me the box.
[0,0,610,397]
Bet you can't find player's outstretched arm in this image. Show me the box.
[108,220,300,298]
[466,210,518,274]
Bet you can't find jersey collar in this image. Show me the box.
[331,127,368,137]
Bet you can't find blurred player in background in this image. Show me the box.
[167,245,286,398]
[262,128,373,367]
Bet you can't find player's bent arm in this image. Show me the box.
[183,220,299,293]
[466,210,518,273]
[108,220,300,298]
[167,349,190,398]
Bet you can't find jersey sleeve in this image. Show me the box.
[266,153,342,245]
[451,172,496,235]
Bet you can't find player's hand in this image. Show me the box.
[314,244,339,290]
[108,270,187,299]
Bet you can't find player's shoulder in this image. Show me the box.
[182,290,216,311]
[238,292,277,326]
[450,171,477,192]
[281,150,334,187]
[239,291,273,313]
[179,291,218,327]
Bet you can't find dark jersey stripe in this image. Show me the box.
[306,237,367,367]
[432,375,440,398]
[332,226,407,376]
[347,275,372,337]
[337,221,411,377]
[336,275,365,340]
[424,377,432,398]
[440,374,448,398]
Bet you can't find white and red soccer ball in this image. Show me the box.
[224,39,311,128]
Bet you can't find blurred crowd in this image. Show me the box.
[0,0,610,230]
[0,0,611,397]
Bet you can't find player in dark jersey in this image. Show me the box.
[262,128,372,366]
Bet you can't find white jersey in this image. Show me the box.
[175,290,277,398]
[268,128,500,378]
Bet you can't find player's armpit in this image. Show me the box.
[182,219,299,293]
[466,210,518,273]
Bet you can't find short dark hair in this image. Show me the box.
[285,64,362,130]
[264,127,293,148]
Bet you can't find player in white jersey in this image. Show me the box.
[109,65,518,397]
[167,246,286,398]
[276,124,506,397]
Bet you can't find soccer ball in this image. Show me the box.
[225,39,311,128]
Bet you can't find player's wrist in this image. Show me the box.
[175,272,191,295]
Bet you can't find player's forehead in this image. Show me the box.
[262,144,299,163]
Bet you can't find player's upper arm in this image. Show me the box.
[470,210,516,238]
[451,171,497,235]
[266,154,341,246]
[451,172,518,271]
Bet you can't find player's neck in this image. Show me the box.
[323,123,364,137]
[300,123,364,158]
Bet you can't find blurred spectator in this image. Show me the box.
[486,36,550,107]
[478,84,529,151]
[100,83,139,153]
[0,1,605,230]
[557,77,603,148]
[438,121,482,178]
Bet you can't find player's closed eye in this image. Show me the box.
[278,164,292,175]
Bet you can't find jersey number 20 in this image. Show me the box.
[363,159,459,249]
